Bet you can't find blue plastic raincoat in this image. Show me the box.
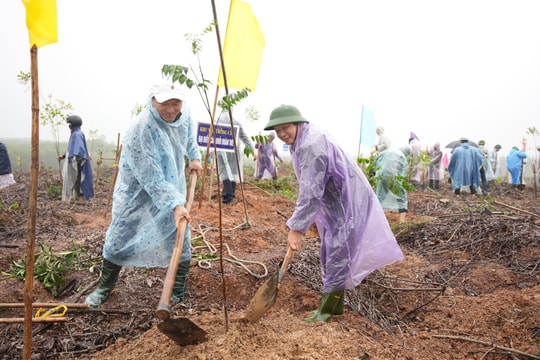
[0,142,16,190]
[103,97,201,267]
[62,126,94,201]
[286,123,404,293]
[506,147,527,185]
[448,143,484,190]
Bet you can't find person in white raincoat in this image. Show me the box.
[477,140,495,195]
[264,104,404,323]
[85,84,203,307]
[215,111,256,204]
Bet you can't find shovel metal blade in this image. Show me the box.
[157,317,207,346]
[243,272,279,322]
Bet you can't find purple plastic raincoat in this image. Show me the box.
[286,123,404,293]
[255,141,282,179]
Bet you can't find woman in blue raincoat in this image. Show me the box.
[85,84,203,307]
[264,104,404,323]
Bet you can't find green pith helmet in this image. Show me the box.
[478,140,486,146]
[264,104,309,130]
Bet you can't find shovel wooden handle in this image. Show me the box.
[156,171,198,320]
[277,246,294,284]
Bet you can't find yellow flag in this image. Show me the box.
[22,0,58,48]
[217,0,265,91]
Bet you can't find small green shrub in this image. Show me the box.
[46,183,62,198]
[2,242,99,297]
[0,200,19,211]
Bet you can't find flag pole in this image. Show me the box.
[357,105,365,160]
[210,0,251,227]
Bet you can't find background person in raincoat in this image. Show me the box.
[506,146,527,188]
[215,110,256,204]
[427,142,443,191]
[477,140,495,195]
[0,142,16,190]
[408,132,422,186]
[264,104,404,323]
[255,131,284,180]
[375,146,410,222]
[371,126,391,155]
[448,137,484,195]
[58,115,94,204]
[489,144,502,178]
[85,84,203,308]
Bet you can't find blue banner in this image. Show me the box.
[359,105,376,148]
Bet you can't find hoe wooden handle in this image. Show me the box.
[156,172,198,320]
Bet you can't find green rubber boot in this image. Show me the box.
[171,260,190,305]
[334,291,345,315]
[84,259,122,308]
[305,290,344,323]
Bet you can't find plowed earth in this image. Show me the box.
[0,167,539,360]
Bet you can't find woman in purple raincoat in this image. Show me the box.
[264,104,404,323]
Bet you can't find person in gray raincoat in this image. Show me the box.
[85,83,203,307]
[264,104,404,323]
[215,110,256,204]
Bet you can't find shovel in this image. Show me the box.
[155,171,207,346]
[244,246,294,322]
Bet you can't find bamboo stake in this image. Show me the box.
[104,143,122,218]
[0,317,68,324]
[24,44,40,360]
[0,303,89,309]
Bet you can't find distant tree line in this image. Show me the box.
[1,137,119,173]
